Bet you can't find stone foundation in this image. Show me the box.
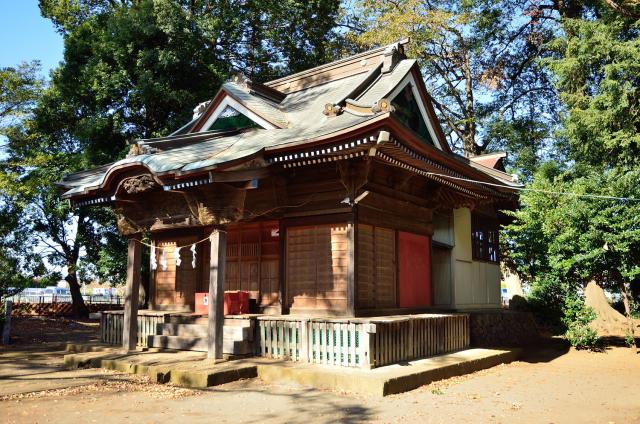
[469,310,539,347]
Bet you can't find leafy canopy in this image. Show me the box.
[351,0,560,173]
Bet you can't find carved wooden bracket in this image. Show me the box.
[119,174,159,195]
[338,159,370,202]
[116,213,145,236]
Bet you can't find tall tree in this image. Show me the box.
[40,0,344,83]
[352,0,561,168]
[0,0,346,316]
[546,10,640,168]
[504,0,640,346]
[0,63,52,299]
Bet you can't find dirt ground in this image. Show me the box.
[1,318,639,424]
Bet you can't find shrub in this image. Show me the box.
[562,296,600,349]
[526,275,568,334]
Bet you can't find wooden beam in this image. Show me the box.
[208,228,227,360]
[122,237,142,352]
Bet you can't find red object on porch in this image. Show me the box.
[195,292,209,315]
[224,291,250,315]
[194,291,250,315]
[398,231,432,308]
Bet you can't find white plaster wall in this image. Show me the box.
[450,207,502,310]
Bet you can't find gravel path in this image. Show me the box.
[2,318,639,423]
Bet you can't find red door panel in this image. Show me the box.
[398,231,432,308]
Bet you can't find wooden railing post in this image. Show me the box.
[122,236,142,352]
[208,228,226,360]
[360,323,376,369]
[300,318,309,362]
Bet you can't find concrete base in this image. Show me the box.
[64,343,519,395]
[256,348,520,396]
[63,345,257,388]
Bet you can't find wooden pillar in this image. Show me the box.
[208,228,227,360]
[278,220,287,314]
[347,221,356,317]
[346,207,358,317]
[122,236,142,352]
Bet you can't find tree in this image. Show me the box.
[0,0,347,317]
[0,62,43,124]
[545,13,640,168]
[351,0,561,166]
[504,1,640,348]
[0,63,50,300]
[40,0,344,83]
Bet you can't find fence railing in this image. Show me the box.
[256,314,469,369]
[99,311,470,369]
[371,315,470,367]
[100,311,169,348]
[8,294,124,305]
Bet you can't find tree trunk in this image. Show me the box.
[66,271,89,319]
[619,281,637,353]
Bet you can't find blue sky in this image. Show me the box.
[0,1,64,75]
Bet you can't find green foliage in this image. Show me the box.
[562,295,599,349]
[564,316,600,349]
[504,165,640,330]
[352,0,560,166]
[0,1,347,317]
[624,331,635,347]
[40,0,344,83]
[503,2,640,346]
[0,61,44,124]
[525,275,568,332]
[546,15,640,167]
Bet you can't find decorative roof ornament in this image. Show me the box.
[323,103,342,117]
[127,143,144,157]
[120,174,159,195]
[232,72,252,91]
[382,42,406,74]
[192,100,211,120]
[372,98,393,113]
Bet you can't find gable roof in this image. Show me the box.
[192,79,288,131]
[469,152,507,171]
[60,40,520,202]
[263,40,409,94]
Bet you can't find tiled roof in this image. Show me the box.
[355,59,416,105]
[222,82,289,128]
[60,41,519,199]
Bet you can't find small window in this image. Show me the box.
[209,106,259,131]
[391,85,434,145]
[472,214,499,263]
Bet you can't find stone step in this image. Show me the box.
[147,335,254,355]
[159,324,252,341]
[167,316,253,327]
[148,335,207,352]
